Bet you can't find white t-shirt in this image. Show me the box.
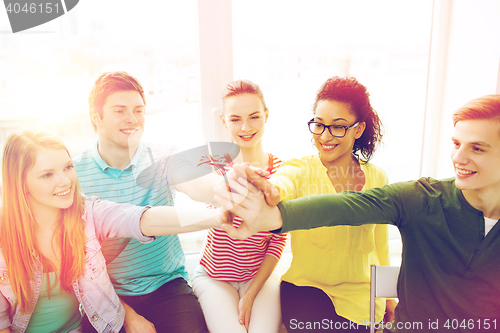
[484,217,498,236]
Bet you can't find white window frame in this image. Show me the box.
[198,0,233,143]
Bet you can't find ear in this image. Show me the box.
[354,122,366,139]
[91,110,102,128]
[220,113,228,129]
[264,109,269,123]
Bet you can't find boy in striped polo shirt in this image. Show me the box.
[75,71,222,333]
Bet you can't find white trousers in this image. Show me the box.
[191,265,282,333]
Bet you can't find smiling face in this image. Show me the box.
[451,119,500,194]
[221,93,268,150]
[93,90,145,152]
[313,100,365,167]
[25,148,77,215]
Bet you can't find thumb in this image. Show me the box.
[237,300,245,326]
[264,186,281,206]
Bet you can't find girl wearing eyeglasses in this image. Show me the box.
[271,76,396,332]
[191,80,287,333]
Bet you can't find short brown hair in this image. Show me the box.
[88,71,146,131]
[221,80,267,113]
[453,94,500,126]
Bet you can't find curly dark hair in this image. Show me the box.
[312,76,383,162]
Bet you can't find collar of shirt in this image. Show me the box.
[91,140,144,178]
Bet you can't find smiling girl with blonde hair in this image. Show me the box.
[191,80,287,333]
[0,129,222,333]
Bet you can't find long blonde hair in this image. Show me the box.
[0,129,86,312]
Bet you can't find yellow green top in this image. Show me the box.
[271,154,390,323]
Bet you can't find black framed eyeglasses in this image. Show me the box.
[307,119,360,138]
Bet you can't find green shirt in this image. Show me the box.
[276,177,500,333]
[26,272,82,333]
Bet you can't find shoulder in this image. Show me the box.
[133,142,181,182]
[271,155,319,187]
[279,155,316,170]
[138,142,177,162]
[415,177,455,193]
[82,195,99,217]
[362,162,389,184]
[82,195,117,218]
[381,177,453,199]
[73,147,94,167]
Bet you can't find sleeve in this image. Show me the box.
[370,164,391,266]
[0,292,10,331]
[166,145,217,188]
[374,224,391,266]
[270,158,310,202]
[275,179,430,234]
[264,232,288,260]
[134,144,182,197]
[84,197,155,244]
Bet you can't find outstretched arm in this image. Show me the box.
[173,171,224,204]
[140,205,221,237]
[172,162,280,207]
[215,173,406,239]
[93,197,222,240]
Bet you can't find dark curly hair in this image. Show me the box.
[312,76,383,162]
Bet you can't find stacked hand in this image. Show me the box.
[214,163,283,239]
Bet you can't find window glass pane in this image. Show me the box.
[233,0,433,183]
[0,0,202,157]
[233,0,433,263]
[0,0,201,253]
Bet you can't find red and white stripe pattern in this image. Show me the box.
[200,154,287,282]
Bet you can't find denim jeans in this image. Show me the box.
[83,278,207,333]
[281,281,370,333]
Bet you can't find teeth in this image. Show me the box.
[241,134,254,138]
[321,144,336,149]
[457,169,476,176]
[122,129,137,134]
[54,189,71,196]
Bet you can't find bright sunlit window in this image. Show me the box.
[0,0,202,156]
[232,0,434,183]
[1,0,499,261]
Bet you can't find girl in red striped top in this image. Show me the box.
[191,80,287,333]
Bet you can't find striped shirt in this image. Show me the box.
[199,154,287,282]
[74,141,189,296]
